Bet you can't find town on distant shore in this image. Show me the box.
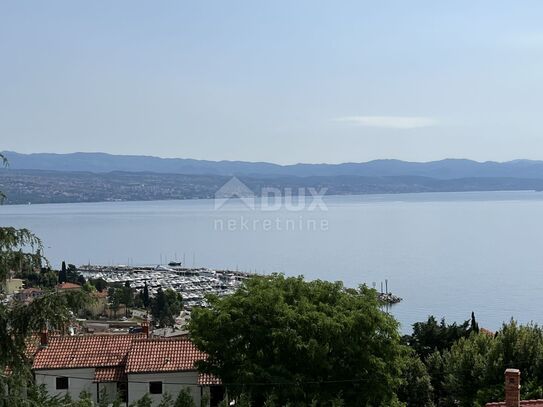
[4,151,543,204]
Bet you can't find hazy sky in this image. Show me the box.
[2,1,543,164]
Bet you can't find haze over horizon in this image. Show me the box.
[3,1,543,163]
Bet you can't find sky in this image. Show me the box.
[2,1,543,164]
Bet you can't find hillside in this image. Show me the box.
[5,151,543,179]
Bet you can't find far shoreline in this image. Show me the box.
[1,189,542,208]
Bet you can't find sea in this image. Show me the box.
[2,190,543,333]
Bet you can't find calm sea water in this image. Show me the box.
[2,191,543,333]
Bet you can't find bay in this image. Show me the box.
[2,191,543,332]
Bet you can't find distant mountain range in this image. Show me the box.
[5,151,543,179]
[3,151,543,204]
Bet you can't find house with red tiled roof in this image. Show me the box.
[33,333,138,404]
[56,282,82,291]
[125,338,222,406]
[486,369,543,407]
[31,329,222,406]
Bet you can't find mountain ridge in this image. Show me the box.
[4,151,543,179]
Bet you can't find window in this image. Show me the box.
[149,381,162,394]
[56,377,69,390]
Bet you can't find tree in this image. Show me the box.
[151,288,183,328]
[98,388,111,407]
[151,288,169,327]
[76,274,86,285]
[63,289,93,316]
[190,274,406,406]
[0,225,74,374]
[158,393,174,407]
[471,311,479,334]
[429,320,543,406]
[109,287,122,318]
[174,388,196,407]
[441,332,493,406]
[0,293,75,405]
[164,288,183,324]
[130,394,152,407]
[17,266,58,289]
[0,153,88,406]
[89,277,108,292]
[403,315,474,360]
[107,284,134,318]
[75,390,93,407]
[59,261,67,284]
[141,282,150,308]
[396,351,434,407]
[0,227,45,284]
[121,282,134,317]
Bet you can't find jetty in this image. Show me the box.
[378,292,402,304]
[375,279,402,305]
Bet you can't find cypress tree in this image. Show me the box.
[142,282,150,308]
[470,311,479,333]
[59,261,67,283]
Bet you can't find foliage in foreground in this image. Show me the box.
[190,274,406,406]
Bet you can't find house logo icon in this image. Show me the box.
[214,177,255,210]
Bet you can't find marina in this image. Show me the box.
[79,264,250,309]
[78,264,402,308]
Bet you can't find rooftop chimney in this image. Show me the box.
[142,320,149,338]
[505,368,520,407]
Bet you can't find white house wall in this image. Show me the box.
[127,371,204,406]
[35,368,97,402]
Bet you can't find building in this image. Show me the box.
[486,369,543,407]
[32,328,221,406]
[56,282,82,292]
[86,289,108,318]
[33,333,138,403]
[5,277,24,294]
[125,338,222,405]
[14,287,44,303]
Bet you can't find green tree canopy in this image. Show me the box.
[190,274,406,406]
[433,320,543,406]
[0,153,83,403]
[403,314,478,360]
[151,288,183,327]
[0,227,45,284]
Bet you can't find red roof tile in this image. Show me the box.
[198,373,221,385]
[57,282,81,290]
[32,334,220,386]
[125,339,206,374]
[33,334,142,370]
[94,366,127,383]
